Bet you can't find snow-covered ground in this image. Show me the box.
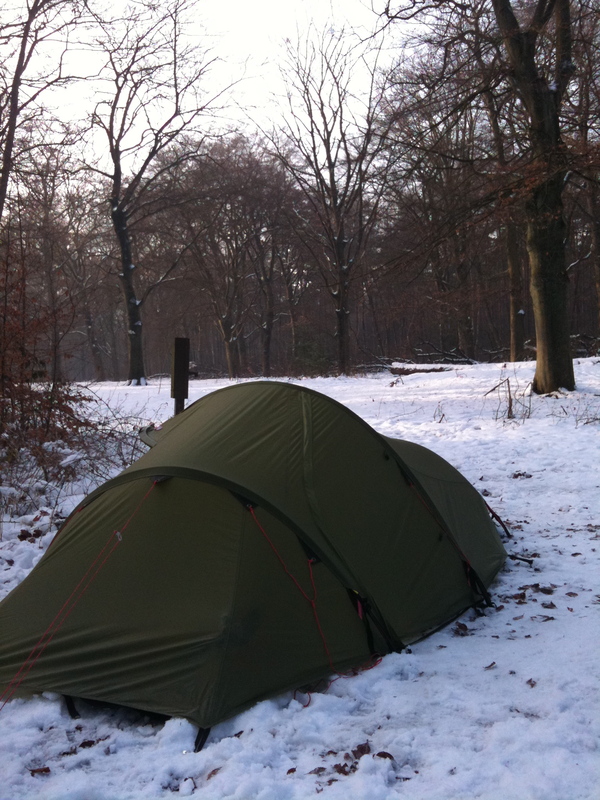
[1,360,599,800]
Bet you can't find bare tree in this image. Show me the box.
[87,0,218,384]
[274,28,393,374]
[0,0,89,222]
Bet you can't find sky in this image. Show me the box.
[196,0,386,126]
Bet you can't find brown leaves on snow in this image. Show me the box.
[452,621,472,637]
[302,741,396,784]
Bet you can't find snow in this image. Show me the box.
[1,359,599,799]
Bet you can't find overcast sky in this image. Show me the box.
[199,0,385,126]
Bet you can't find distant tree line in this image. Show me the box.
[1,0,600,439]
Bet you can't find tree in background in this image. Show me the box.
[0,0,91,439]
[489,0,576,392]
[1,1,599,387]
[87,0,217,384]
[0,0,89,221]
[274,28,393,374]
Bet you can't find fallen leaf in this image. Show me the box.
[484,662,496,670]
[571,552,582,557]
[287,768,296,775]
[375,751,395,760]
[78,737,108,749]
[453,621,471,636]
[566,592,578,597]
[526,678,537,688]
[206,768,221,780]
[308,767,326,775]
[541,601,556,609]
[333,763,350,775]
[30,767,51,776]
[352,742,371,759]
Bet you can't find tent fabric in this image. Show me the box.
[0,381,506,729]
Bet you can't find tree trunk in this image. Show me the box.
[218,317,240,378]
[284,281,298,366]
[491,0,575,393]
[457,314,475,360]
[506,218,526,362]
[237,330,248,375]
[335,260,350,374]
[262,314,274,377]
[527,175,574,392]
[111,206,146,385]
[365,284,385,358]
[84,305,106,381]
[587,183,600,337]
[454,237,476,360]
[261,279,274,377]
[335,304,349,374]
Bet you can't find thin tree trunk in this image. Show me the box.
[261,267,275,377]
[284,281,298,366]
[455,238,476,360]
[506,218,526,361]
[84,305,106,381]
[219,317,240,378]
[336,303,349,374]
[335,261,350,374]
[365,285,385,357]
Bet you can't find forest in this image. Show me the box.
[1,0,599,425]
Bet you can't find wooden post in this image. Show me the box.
[171,337,189,415]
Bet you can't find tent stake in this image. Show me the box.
[194,727,211,752]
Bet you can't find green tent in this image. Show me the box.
[0,381,505,736]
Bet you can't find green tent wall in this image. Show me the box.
[0,381,506,729]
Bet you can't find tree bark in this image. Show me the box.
[218,317,240,378]
[111,205,146,384]
[506,218,526,361]
[261,279,274,377]
[587,183,600,338]
[491,0,575,392]
[84,305,106,381]
[335,280,350,375]
[526,172,573,391]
